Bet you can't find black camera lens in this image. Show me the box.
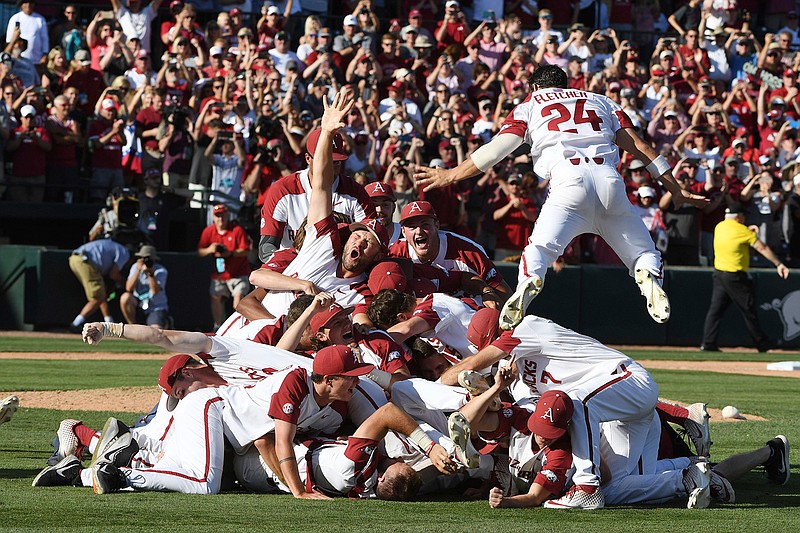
[143,257,154,268]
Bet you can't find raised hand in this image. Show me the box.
[82,323,105,345]
[320,87,354,133]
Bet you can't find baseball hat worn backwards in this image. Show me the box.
[349,218,390,251]
[400,201,437,224]
[467,307,501,350]
[365,181,396,200]
[306,128,349,161]
[528,390,574,439]
[368,261,408,294]
[158,354,195,411]
[310,303,352,332]
[313,345,374,377]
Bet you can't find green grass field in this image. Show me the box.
[1,338,799,532]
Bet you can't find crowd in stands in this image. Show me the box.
[1,0,800,270]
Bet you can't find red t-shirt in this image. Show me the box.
[10,126,51,177]
[88,118,123,169]
[46,116,79,167]
[135,106,163,152]
[494,194,537,250]
[64,69,106,116]
[198,223,253,280]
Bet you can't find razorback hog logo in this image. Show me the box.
[761,290,800,340]
[282,403,294,414]
[541,470,558,483]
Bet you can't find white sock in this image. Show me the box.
[89,435,99,455]
[80,467,92,487]
[71,315,86,327]
[103,316,114,323]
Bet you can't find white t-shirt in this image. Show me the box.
[6,11,48,62]
[116,4,158,52]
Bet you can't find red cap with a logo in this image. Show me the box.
[313,345,374,377]
[368,261,408,294]
[349,218,390,251]
[467,307,500,350]
[528,390,574,439]
[310,303,351,332]
[400,201,438,224]
[306,128,349,161]
[365,181,396,200]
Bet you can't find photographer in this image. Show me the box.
[88,98,125,202]
[435,0,471,48]
[204,125,245,216]
[157,105,194,189]
[243,138,289,209]
[121,244,170,328]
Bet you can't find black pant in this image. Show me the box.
[701,270,769,349]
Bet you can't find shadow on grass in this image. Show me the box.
[0,468,40,479]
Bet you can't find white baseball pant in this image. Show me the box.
[390,379,470,434]
[518,159,662,284]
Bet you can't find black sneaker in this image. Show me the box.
[765,435,790,485]
[90,417,139,468]
[32,455,82,487]
[91,462,127,494]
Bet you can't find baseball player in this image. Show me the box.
[415,65,709,329]
[388,200,512,303]
[364,181,402,245]
[436,313,665,509]
[258,127,375,262]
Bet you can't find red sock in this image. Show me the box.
[656,401,689,425]
[73,423,99,446]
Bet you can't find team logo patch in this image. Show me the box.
[409,202,423,214]
[282,403,294,414]
[487,268,497,280]
[387,350,401,362]
[541,407,555,423]
[502,408,513,419]
[541,470,558,483]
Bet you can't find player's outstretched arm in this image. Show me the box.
[274,418,332,500]
[489,483,553,508]
[615,127,709,209]
[275,292,334,352]
[82,322,213,354]
[307,88,354,228]
[415,133,523,192]
[439,346,508,386]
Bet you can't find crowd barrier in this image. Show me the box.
[2,244,799,348]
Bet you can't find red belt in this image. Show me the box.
[569,157,605,165]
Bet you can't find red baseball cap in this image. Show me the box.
[528,390,574,439]
[409,9,422,18]
[306,128,349,161]
[229,7,242,15]
[467,307,500,350]
[158,354,195,411]
[349,218,390,251]
[438,139,453,150]
[365,181,396,200]
[213,204,228,215]
[389,79,406,92]
[310,303,352,332]
[368,261,408,294]
[400,201,437,224]
[313,345,374,377]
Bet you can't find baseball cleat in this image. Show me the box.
[91,462,127,494]
[683,461,711,509]
[709,470,735,503]
[543,485,604,510]
[635,269,670,323]
[90,417,139,468]
[448,411,479,469]
[32,454,82,487]
[500,275,543,330]
[47,419,85,465]
[764,435,790,485]
[685,403,712,458]
[458,371,501,411]
[0,395,19,426]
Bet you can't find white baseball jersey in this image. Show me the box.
[260,214,370,318]
[259,168,374,249]
[411,293,481,360]
[491,315,635,402]
[500,88,633,179]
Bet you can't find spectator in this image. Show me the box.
[269,31,303,76]
[741,171,784,262]
[667,0,702,37]
[492,172,538,261]
[135,87,164,171]
[125,50,157,89]
[41,47,69,95]
[659,170,702,265]
[68,238,131,332]
[530,9,563,48]
[5,104,51,203]
[137,167,189,251]
[88,99,126,202]
[5,34,38,88]
[5,0,48,64]
[700,204,789,352]
[112,0,162,53]
[435,0,470,49]
[334,15,360,69]
[204,127,246,214]
[87,14,115,72]
[535,35,568,69]
[785,174,800,266]
[45,94,81,203]
[63,50,107,117]
[197,203,253,330]
[121,244,169,328]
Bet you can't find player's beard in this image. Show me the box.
[342,246,367,273]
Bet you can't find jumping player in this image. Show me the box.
[415,65,708,329]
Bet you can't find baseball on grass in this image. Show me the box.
[722,405,745,419]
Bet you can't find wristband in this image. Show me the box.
[408,427,436,456]
[102,322,125,338]
[366,368,392,390]
[646,155,672,177]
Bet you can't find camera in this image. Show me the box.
[217,130,233,140]
[142,257,154,268]
[215,244,227,254]
[106,89,121,97]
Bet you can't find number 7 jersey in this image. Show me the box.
[499,88,634,179]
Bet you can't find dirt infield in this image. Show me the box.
[2,350,795,415]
